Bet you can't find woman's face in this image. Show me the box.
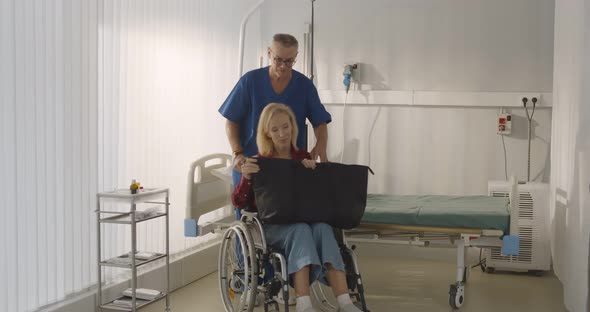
[267,112,292,151]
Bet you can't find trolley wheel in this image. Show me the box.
[485,267,496,274]
[448,282,465,309]
[218,224,257,312]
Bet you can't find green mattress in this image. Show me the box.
[362,194,510,233]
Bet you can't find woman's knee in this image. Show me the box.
[311,223,334,238]
[291,222,313,237]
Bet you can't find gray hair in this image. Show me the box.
[272,34,298,49]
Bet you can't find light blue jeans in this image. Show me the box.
[263,222,345,285]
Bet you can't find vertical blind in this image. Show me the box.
[1,0,99,310]
[1,0,258,310]
[551,0,590,310]
[99,0,256,256]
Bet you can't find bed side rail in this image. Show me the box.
[184,153,234,237]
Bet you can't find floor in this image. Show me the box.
[142,243,567,312]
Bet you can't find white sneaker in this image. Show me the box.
[273,290,296,306]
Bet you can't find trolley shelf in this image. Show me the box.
[99,293,166,311]
[99,211,167,224]
[98,188,170,204]
[100,252,166,269]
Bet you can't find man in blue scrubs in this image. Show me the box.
[218,33,332,188]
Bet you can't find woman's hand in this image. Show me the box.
[241,158,260,180]
[301,159,317,170]
[232,153,246,172]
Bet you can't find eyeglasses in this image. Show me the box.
[270,50,297,67]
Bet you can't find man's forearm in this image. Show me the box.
[314,123,328,147]
[225,120,242,152]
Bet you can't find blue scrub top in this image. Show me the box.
[218,66,331,158]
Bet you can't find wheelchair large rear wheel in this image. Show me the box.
[219,224,257,312]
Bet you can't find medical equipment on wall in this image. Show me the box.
[487,180,550,274]
[342,63,358,93]
[343,64,353,93]
[340,64,357,163]
[522,97,537,182]
[497,113,512,135]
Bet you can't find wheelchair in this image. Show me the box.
[183,153,368,312]
[218,211,369,312]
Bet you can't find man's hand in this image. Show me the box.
[301,159,317,169]
[310,144,328,163]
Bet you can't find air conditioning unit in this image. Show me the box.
[486,181,551,273]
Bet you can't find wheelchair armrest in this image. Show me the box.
[240,210,259,222]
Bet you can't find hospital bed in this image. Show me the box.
[344,183,518,309]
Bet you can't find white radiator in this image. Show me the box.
[486,181,551,272]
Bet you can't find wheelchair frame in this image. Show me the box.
[218,211,369,312]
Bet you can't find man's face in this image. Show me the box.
[268,43,298,77]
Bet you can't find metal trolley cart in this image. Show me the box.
[96,188,171,311]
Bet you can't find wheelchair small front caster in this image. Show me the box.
[264,301,279,312]
[448,282,465,309]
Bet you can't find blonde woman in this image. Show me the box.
[232,103,361,312]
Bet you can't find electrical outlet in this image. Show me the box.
[343,63,361,93]
[350,63,360,83]
[497,113,512,135]
[347,62,361,83]
[343,63,360,82]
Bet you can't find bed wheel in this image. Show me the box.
[462,266,468,283]
[485,267,495,274]
[448,282,464,309]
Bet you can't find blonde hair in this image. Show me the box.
[256,103,299,156]
[272,34,298,49]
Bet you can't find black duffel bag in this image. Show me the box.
[252,158,372,229]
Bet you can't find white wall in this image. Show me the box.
[253,0,554,195]
[315,0,554,92]
[328,106,552,195]
[551,0,590,311]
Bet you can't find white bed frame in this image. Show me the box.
[343,176,519,309]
